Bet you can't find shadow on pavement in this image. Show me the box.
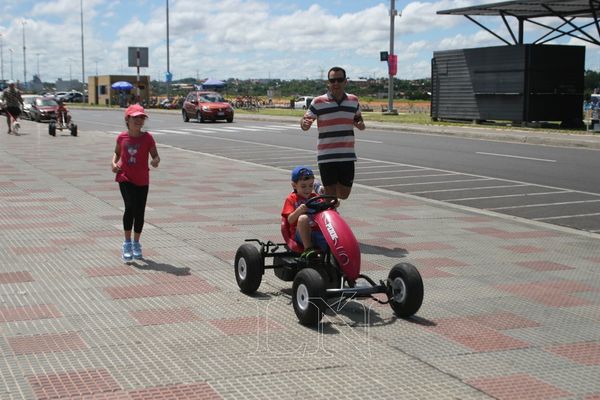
[131,259,191,276]
[359,242,408,258]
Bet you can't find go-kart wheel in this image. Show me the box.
[49,122,56,137]
[70,124,78,137]
[234,244,264,294]
[292,268,326,325]
[387,263,423,318]
[182,109,189,122]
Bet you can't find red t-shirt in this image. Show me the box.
[115,131,156,186]
[281,191,319,238]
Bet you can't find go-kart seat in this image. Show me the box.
[280,217,304,254]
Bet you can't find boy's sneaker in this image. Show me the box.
[132,241,143,259]
[121,241,133,263]
[300,247,322,261]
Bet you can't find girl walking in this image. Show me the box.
[111,104,160,262]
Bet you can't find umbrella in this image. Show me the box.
[111,81,134,90]
[201,78,225,89]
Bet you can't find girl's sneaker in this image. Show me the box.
[122,241,133,263]
[132,241,143,259]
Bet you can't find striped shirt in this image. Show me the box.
[304,91,362,164]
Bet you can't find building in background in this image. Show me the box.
[88,75,150,106]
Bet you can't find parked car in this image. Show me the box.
[29,97,59,122]
[53,92,68,101]
[182,91,234,123]
[62,91,84,103]
[294,96,314,110]
[21,95,38,120]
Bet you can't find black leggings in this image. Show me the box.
[119,182,149,234]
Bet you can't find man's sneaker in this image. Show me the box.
[132,241,143,259]
[122,241,133,263]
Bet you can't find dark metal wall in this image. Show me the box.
[431,44,584,123]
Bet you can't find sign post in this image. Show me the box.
[128,47,148,104]
[385,0,398,115]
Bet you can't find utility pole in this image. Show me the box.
[385,0,398,115]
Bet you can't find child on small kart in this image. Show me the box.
[281,166,328,260]
[56,100,71,126]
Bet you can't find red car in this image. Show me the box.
[30,97,59,122]
[182,91,234,123]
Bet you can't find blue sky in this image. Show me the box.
[1,0,599,84]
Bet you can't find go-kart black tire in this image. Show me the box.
[70,124,78,136]
[388,263,424,318]
[234,244,264,294]
[49,122,56,137]
[292,268,326,325]
[182,110,189,122]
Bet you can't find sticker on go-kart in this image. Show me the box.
[316,211,361,281]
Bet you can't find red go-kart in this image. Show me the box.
[234,195,424,325]
[49,110,77,137]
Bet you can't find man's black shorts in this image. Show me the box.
[318,161,355,187]
[5,107,21,119]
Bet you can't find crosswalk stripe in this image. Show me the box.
[246,125,285,131]
[154,129,192,135]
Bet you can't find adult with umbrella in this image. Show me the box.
[112,81,134,107]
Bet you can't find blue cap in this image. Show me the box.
[291,165,314,182]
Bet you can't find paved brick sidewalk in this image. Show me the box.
[0,121,599,399]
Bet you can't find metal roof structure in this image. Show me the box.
[437,0,600,45]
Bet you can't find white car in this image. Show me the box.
[294,96,314,110]
[54,92,68,101]
[21,95,39,120]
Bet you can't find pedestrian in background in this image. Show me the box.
[111,104,160,263]
[300,66,365,201]
[1,81,24,134]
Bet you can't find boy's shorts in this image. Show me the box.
[294,230,328,251]
[318,161,355,187]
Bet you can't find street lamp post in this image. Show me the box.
[166,0,171,99]
[67,57,76,90]
[8,48,14,81]
[36,52,40,79]
[22,20,27,89]
[0,33,4,83]
[80,0,85,94]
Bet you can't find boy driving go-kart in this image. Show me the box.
[49,100,77,137]
[281,166,329,261]
[234,165,424,325]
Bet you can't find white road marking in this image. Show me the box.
[444,190,571,202]
[409,184,528,195]
[356,139,383,143]
[535,212,600,221]
[476,151,556,162]
[376,177,492,188]
[489,199,600,210]
[356,173,456,182]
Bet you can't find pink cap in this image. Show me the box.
[125,104,148,118]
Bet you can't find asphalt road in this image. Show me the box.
[69,108,600,234]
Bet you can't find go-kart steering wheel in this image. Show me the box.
[304,195,338,212]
